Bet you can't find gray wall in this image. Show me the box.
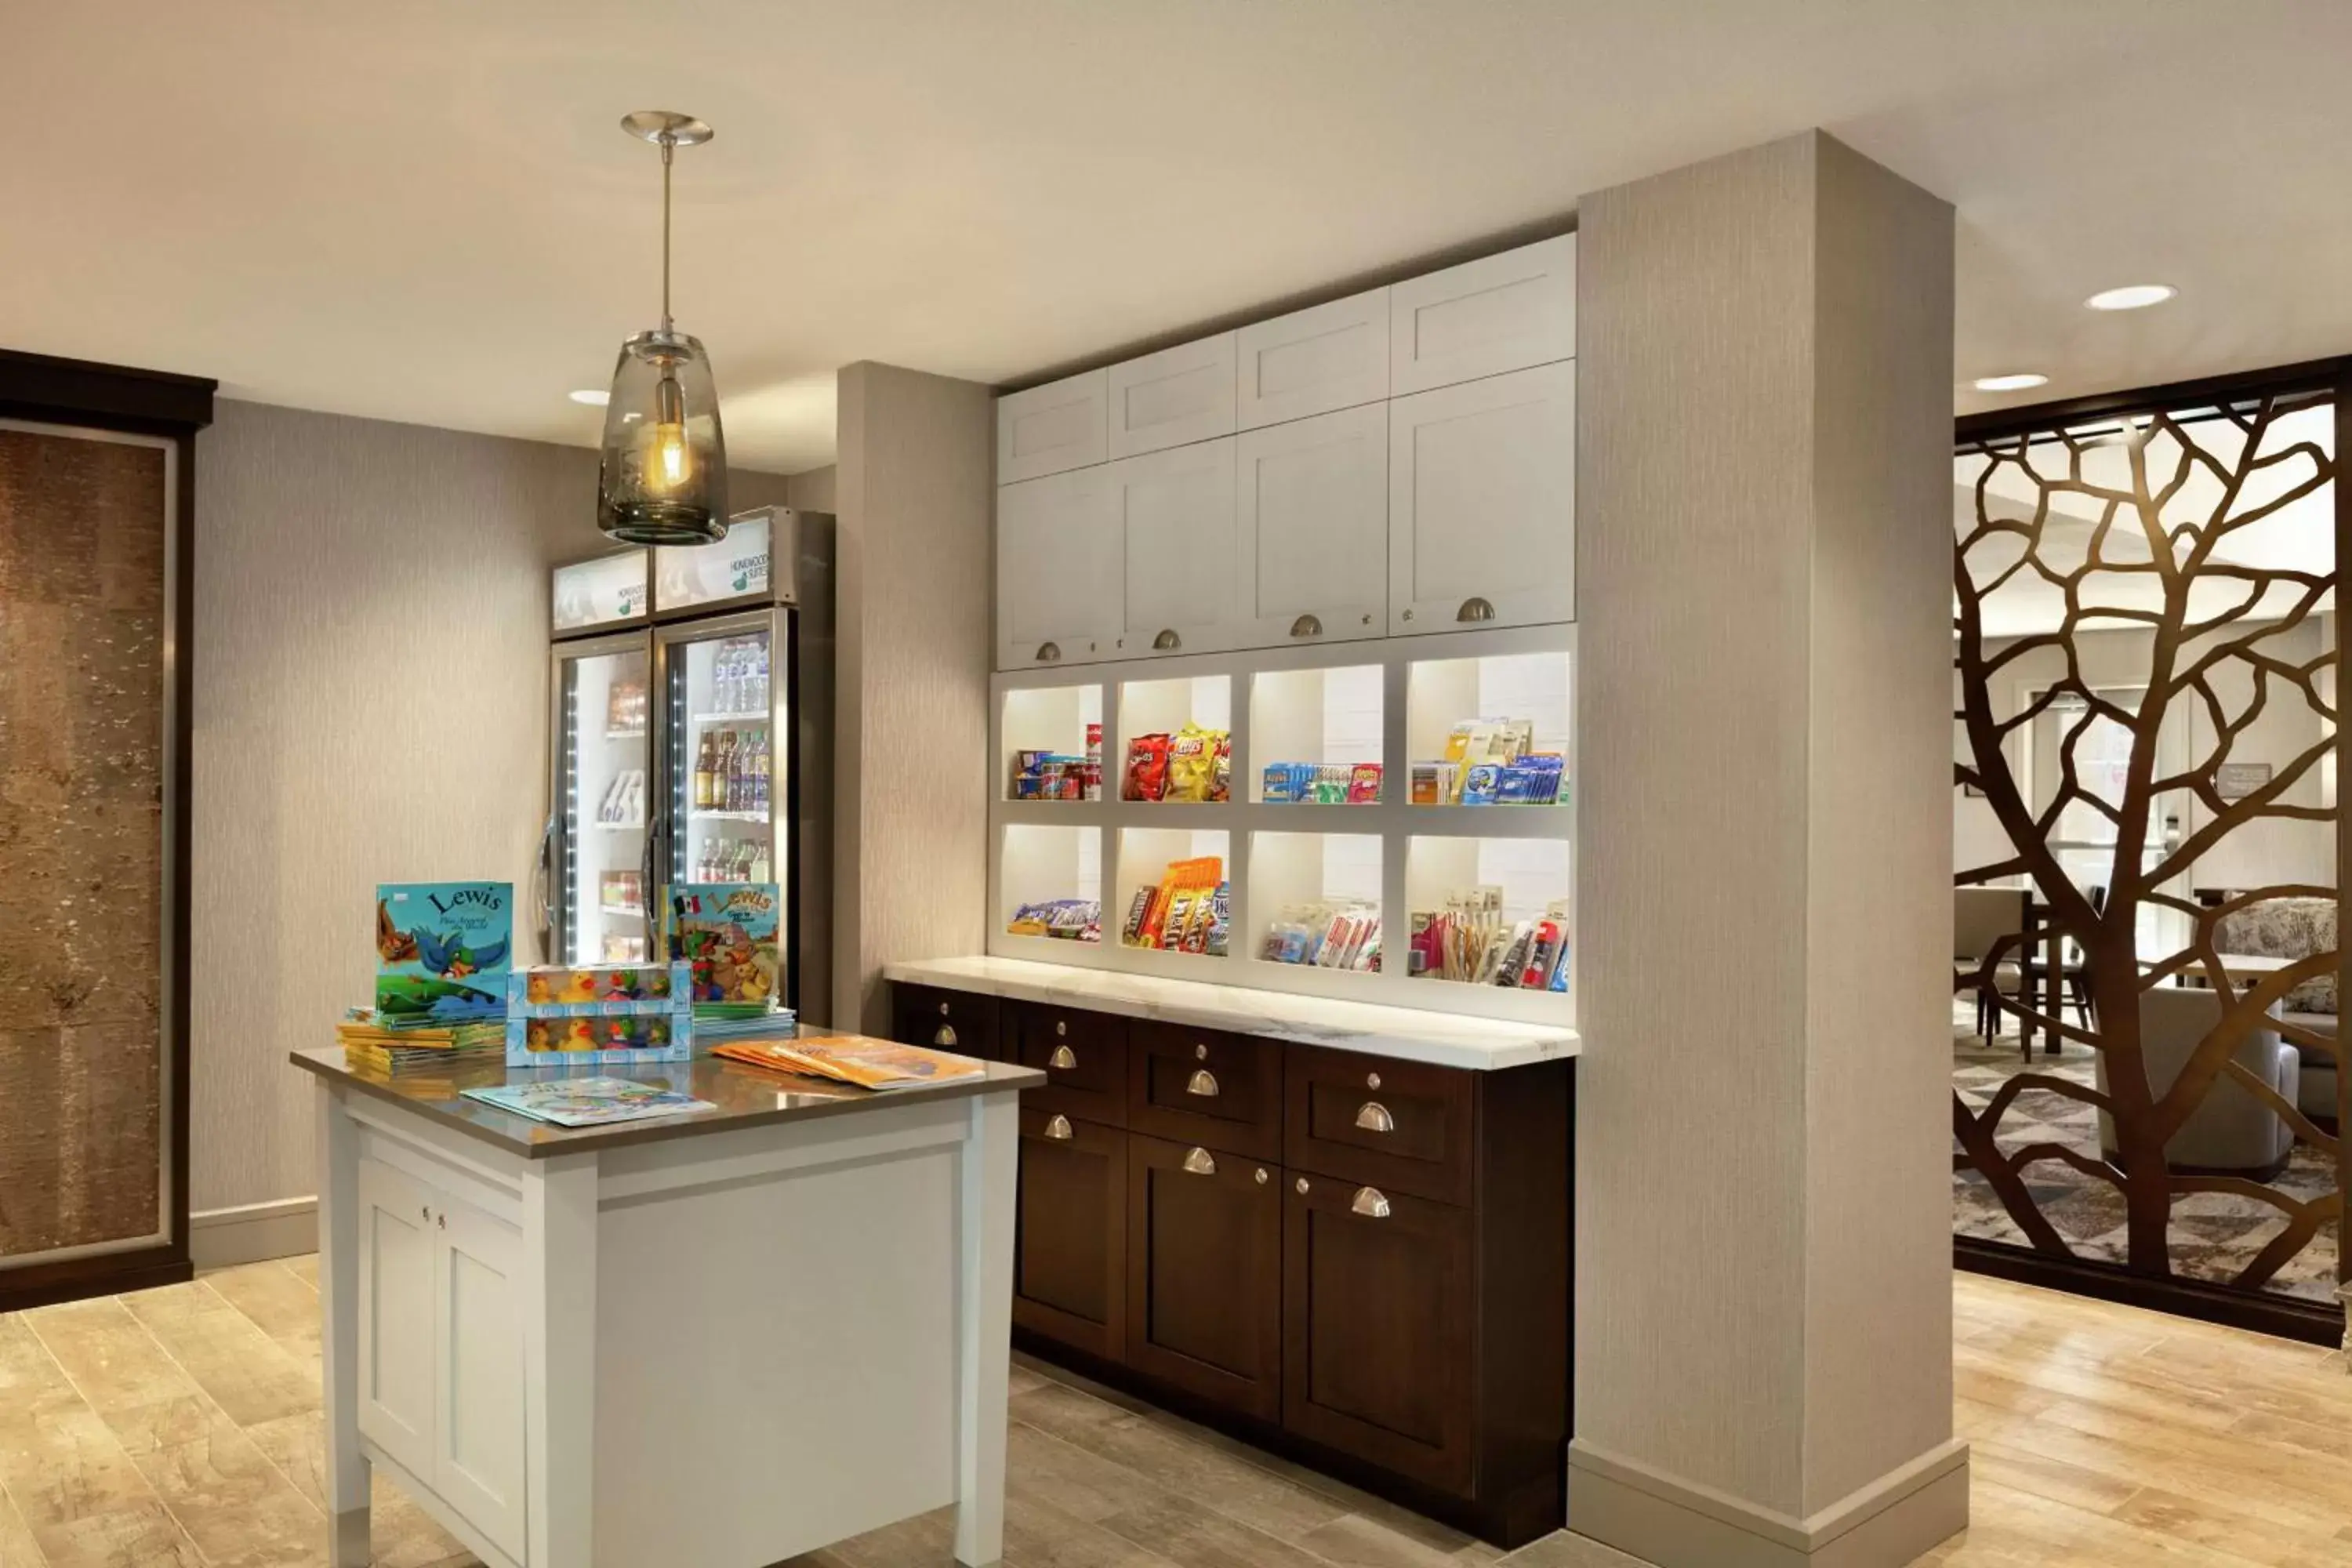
[190,399,790,1213]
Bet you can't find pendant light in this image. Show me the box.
[597,111,728,544]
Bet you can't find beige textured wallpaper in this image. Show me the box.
[191,400,791,1213]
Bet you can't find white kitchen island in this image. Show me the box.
[292,1043,1043,1568]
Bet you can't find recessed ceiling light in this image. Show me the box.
[1973,372,2049,393]
[568,388,610,406]
[2085,284,2176,312]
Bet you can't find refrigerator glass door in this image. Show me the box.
[661,612,782,901]
[554,637,654,964]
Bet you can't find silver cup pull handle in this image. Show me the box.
[1036,641,1062,662]
[1044,1114,1073,1141]
[1152,628,1181,651]
[1289,613,1322,638]
[1181,1147,1218,1176]
[1048,1044,1077,1071]
[933,1025,958,1048]
[1351,1185,1392,1219]
[1187,1069,1220,1098]
[1456,595,1497,622]
[1355,1101,1395,1133]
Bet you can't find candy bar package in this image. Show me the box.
[1210,733,1232,801]
[1123,855,1224,950]
[1007,898,1102,943]
[1122,734,1171,801]
[1120,885,1159,946]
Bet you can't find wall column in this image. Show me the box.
[830,361,996,1033]
[1570,131,1964,1566]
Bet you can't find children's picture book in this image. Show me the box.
[711,1034,984,1092]
[376,883,513,1024]
[666,884,782,1007]
[461,1076,715,1128]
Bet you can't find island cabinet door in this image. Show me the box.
[892,984,1000,1060]
[1014,1106,1126,1361]
[1124,1134,1283,1423]
[356,1159,437,1483]
[431,1195,527,1566]
[1283,1175,1474,1495]
[1007,1002,1128,1125]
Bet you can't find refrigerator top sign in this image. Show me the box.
[552,550,649,633]
[655,510,771,613]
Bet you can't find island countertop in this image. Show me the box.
[289,1043,1043,1160]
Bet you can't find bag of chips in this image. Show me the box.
[1122,734,1171,801]
[1164,725,1219,801]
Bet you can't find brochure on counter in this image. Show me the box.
[462,1076,716,1128]
[711,1034,985,1092]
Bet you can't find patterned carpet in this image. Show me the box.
[1952,1014,2341,1305]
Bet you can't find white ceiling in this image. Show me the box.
[9,2,2352,474]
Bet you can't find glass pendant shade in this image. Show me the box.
[597,328,727,545]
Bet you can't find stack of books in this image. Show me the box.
[691,1004,797,1044]
[338,1008,506,1075]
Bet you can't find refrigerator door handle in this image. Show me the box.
[532,811,557,964]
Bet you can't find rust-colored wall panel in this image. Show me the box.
[0,426,168,1258]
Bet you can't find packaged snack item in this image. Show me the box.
[1209,733,1232,801]
[1164,725,1218,801]
[1263,762,1303,803]
[1203,883,1231,956]
[1460,762,1504,805]
[1121,885,1158,946]
[1122,734,1171,801]
[1346,763,1384,804]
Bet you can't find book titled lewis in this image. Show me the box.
[666,884,781,1007]
[376,882,513,1025]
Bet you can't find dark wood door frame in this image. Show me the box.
[0,347,214,1312]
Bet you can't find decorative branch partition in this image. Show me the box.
[1951,366,2349,1323]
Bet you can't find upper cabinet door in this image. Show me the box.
[998,466,1123,668]
[1107,334,1237,459]
[1235,404,1387,647]
[1388,234,1576,397]
[1112,437,1243,658]
[1235,289,1390,430]
[1388,361,1575,635]
[998,369,1109,484]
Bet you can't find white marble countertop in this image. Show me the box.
[883,955,1581,1071]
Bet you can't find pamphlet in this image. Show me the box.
[666,884,782,1007]
[711,1034,985,1092]
[376,882,513,1023]
[461,1076,715,1128]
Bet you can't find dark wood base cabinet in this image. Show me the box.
[894,985,1572,1548]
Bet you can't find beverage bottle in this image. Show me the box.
[720,730,741,810]
[694,731,716,810]
[752,730,770,813]
[752,638,768,712]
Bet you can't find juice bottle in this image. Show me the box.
[694,731,717,810]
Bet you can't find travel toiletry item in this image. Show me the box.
[1460,763,1504,805]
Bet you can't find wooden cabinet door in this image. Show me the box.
[432,1192,527,1565]
[1127,1021,1282,1161]
[1283,1175,1474,1494]
[355,1158,437,1483]
[1014,1108,1126,1360]
[998,368,1108,484]
[1235,405,1388,648]
[892,984,1000,1061]
[1388,361,1575,635]
[1284,1047,1474,1207]
[1125,1134,1283,1421]
[1388,234,1575,396]
[1007,1002,1128,1126]
[1107,334,1236,459]
[1236,288,1389,430]
[998,466,1122,669]
[1112,437,1244,658]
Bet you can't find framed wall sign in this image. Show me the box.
[2215,762,2273,800]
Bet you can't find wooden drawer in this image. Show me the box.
[1014,1107,1126,1360]
[1126,1021,1282,1161]
[1126,1133,1283,1422]
[1284,1047,1473,1207]
[1283,1172,1473,1495]
[891,984,1000,1061]
[1007,1001,1128,1126]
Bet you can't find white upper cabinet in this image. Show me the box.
[1388,234,1576,396]
[1234,289,1390,430]
[1106,333,1237,458]
[997,369,1108,484]
[1236,404,1388,646]
[1388,361,1575,634]
[1112,437,1243,656]
[998,465,1123,668]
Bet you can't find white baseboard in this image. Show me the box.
[190,1196,318,1269]
[1567,1436,1969,1567]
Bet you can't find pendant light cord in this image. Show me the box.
[659,136,675,333]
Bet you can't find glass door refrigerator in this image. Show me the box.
[545,508,834,1018]
[544,549,655,967]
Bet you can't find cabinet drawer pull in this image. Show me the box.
[437,1212,447,1230]
[1049,1044,1077,1071]
[1054,1020,1068,1036]
[1289,613,1322,638]
[1255,1168,1269,1185]
[934,1024,958,1048]
[1295,1178,1310,1194]
[1152,628,1181,651]
[1194,1043,1210,1061]
[937,1000,951,1016]
[1367,1072,1381,1091]
[1456,595,1497,623]
[420,1205,430,1222]
[1181,1147,1218,1176]
[1351,1185,1392,1218]
[1036,641,1062,662]
[1044,1114,1074,1141]
[1354,1101,1395,1133]
[1186,1069,1220,1098]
